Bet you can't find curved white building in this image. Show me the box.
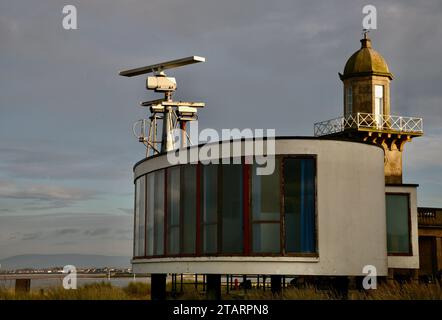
[132,138,388,277]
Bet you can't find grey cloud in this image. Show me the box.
[0,212,132,259]
[118,208,133,215]
[54,241,77,246]
[0,144,133,182]
[8,232,19,240]
[22,202,70,211]
[21,232,44,241]
[0,180,97,202]
[83,228,111,237]
[54,228,80,236]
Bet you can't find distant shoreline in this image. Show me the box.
[0,273,138,280]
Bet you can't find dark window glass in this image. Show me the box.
[182,165,197,254]
[253,223,280,253]
[386,194,410,254]
[146,171,164,256]
[283,158,316,253]
[251,161,281,253]
[221,163,243,253]
[134,176,145,257]
[146,173,154,256]
[167,166,180,255]
[202,165,218,254]
[134,179,138,257]
[154,170,164,255]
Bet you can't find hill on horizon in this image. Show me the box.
[0,254,131,270]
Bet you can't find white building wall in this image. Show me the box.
[132,138,388,276]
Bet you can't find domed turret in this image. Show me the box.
[340,35,393,80]
[339,34,392,117]
[314,33,423,185]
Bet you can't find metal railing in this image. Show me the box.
[418,207,442,226]
[314,113,423,137]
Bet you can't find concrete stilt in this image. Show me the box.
[151,273,166,300]
[271,275,282,294]
[206,274,221,300]
[333,276,349,300]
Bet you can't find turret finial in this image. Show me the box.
[360,29,372,48]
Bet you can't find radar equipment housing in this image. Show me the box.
[119,56,206,156]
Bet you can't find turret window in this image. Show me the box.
[374,85,384,127]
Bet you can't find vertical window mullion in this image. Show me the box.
[243,162,251,255]
[164,169,168,256]
[217,165,223,254]
[279,157,284,255]
[144,173,152,256]
[179,166,184,255]
[196,163,202,255]
[133,179,138,257]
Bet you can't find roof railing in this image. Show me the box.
[314,113,423,137]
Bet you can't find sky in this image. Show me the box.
[0,0,441,260]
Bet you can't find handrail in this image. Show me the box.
[314,113,423,137]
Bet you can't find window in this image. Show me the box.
[134,176,145,257]
[251,161,281,253]
[202,165,218,254]
[146,170,165,256]
[283,158,316,254]
[167,166,180,255]
[221,163,243,253]
[153,170,164,255]
[374,85,384,127]
[146,173,154,256]
[136,157,318,258]
[386,194,411,255]
[182,165,197,254]
[345,86,353,115]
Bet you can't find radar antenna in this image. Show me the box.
[119,56,206,157]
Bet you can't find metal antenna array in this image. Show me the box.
[119,56,206,157]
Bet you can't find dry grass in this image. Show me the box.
[0,281,150,300]
[349,282,442,300]
[242,285,337,300]
[241,282,442,300]
[1,281,441,300]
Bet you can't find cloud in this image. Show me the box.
[118,208,133,215]
[404,134,442,169]
[21,232,44,241]
[0,212,132,259]
[83,227,111,237]
[0,180,96,202]
[54,228,80,236]
[0,144,132,182]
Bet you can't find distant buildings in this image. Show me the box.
[417,207,442,281]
